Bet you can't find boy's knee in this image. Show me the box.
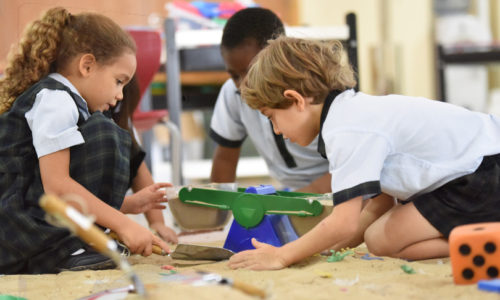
[364,225,391,256]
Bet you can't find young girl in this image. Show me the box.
[210,8,331,193]
[229,36,500,270]
[0,7,170,274]
[113,75,178,244]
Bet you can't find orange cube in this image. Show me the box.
[449,222,500,284]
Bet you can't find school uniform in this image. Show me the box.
[210,79,329,190]
[320,89,500,237]
[0,75,143,273]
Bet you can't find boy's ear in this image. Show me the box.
[78,54,97,77]
[283,89,306,110]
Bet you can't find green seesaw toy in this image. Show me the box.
[178,184,331,253]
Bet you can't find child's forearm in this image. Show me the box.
[279,196,363,266]
[45,175,131,230]
[295,173,332,193]
[39,149,132,231]
[329,193,396,249]
[210,146,240,183]
[131,162,154,190]
[145,209,164,226]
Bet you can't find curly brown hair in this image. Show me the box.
[240,36,356,110]
[0,7,136,114]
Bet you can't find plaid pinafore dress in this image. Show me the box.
[0,77,142,273]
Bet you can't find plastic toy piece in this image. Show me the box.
[478,279,500,293]
[223,185,300,253]
[327,250,354,262]
[401,264,416,274]
[159,270,177,276]
[449,222,500,284]
[314,270,333,278]
[244,185,277,195]
[333,275,359,287]
[178,185,324,228]
[360,253,384,261]
[0,296,28,300]
[223,214,299,253]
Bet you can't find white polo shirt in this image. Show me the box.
[210,79,329,190]
[25,73,91,158]
[322,89,500,204]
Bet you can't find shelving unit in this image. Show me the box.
[436,44,500,101]
[153,71,229,87]
[162,13,359,184]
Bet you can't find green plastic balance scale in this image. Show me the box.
[178,186,325,229]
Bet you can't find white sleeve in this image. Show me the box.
[209,80,247,143]
[326,131,392,204]
[25,89,84,158]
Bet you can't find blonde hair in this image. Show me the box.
[241,36,356,109]
[0,7,136,114]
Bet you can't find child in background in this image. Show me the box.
[209,7,331,193]
[113,75,178,244]
[0,7,169,274]
[229,36,500,270]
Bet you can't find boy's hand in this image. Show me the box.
[150,222,178,244]
[228,238,288,270]
[120,182,171,214]
[117,220,170,256]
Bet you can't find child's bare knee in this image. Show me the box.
[364,225,390,256]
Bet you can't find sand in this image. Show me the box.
[0,242,496,300]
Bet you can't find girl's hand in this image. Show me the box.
[117,219,170,256]
[120,182,171,214]
[150,222,178,244]
[228,238,288,270]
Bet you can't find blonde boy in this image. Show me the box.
[229,36,500,270]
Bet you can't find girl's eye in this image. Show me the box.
[116,79,123,85]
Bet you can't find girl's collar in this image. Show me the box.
[48,73,83,98]
[48,73,91,118]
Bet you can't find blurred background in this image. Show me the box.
[1,0,500,187]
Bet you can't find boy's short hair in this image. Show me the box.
[241,36,357,109]
[221,7,285,49]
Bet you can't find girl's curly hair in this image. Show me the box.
[0,7,136,114]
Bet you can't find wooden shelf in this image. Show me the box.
[154,71,229,86]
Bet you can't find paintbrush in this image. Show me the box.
[196,270,267,299]
[39,194,147,297]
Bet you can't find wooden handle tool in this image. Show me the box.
[40,194,117,255]
[196,271,266,299]
[232,280,267,299]
[39,194,147,297]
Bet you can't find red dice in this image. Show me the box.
[449,222,500,284]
